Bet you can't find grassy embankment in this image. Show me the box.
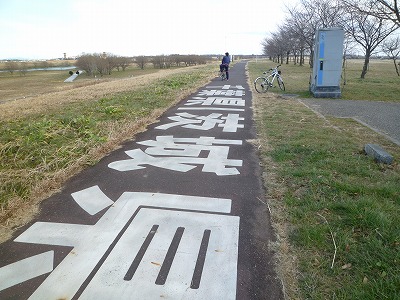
[248,59,400,299]
[252,58,400,102]
[0,60,156,103]
[0,63,216,240]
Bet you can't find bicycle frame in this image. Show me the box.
[219,64,228,81]
[219,70,227,80]
[254,65,285,93]
[265,68,280,86]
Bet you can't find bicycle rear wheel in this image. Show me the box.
[254,77,269,93]
[277,76,285,91]
[220,71,226,81]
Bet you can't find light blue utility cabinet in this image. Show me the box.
[310,28,344,98]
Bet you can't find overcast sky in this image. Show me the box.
[0,0,298,60]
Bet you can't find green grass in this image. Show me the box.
[251,59,400,102]
[0,67,215,210]
[248,61,400,299]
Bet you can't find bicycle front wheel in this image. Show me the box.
[254,77,269,93]
[277,76,285,91]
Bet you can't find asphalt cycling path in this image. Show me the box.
[0,61,283,300]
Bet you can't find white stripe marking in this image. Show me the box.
[0,251,54,291]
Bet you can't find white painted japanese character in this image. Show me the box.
[0,187,239,300]
[206,85,245,90]
[185,97,245,107]
[155,112,244,132]
[197,89,245,97]
[108,136,243,175]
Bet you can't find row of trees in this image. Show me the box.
[75,54,208,76]
[134,54,207,69]
[2,61,29,76]
[75,54,131,76]
[2,60,70,76]
[262,0,400,78]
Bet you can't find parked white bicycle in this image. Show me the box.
[254,64,285,93]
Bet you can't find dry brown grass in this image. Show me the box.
[0,64,216,242]
[247,66,301,300]
[0,60,77,101]
[1,66,207,121]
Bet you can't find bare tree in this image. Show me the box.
[381,36,400,75]
[115,56,131,71]
[151,55,164,69]
[277,20,308,65]
[76,53,126,76]
[164,55,173,68]
[19,62,28,76]
[278,25,300,64]
[41,61,51,69]
[182,55,199,66]
[186,55,200,66]
[103,54,130,74]
[134,56,147,69]
[262,30,288,64]
[262,0,343,67]
[95,54,109,76]
[104,54,118,74]
[286,0,344,67]
[261,37,274,60]
[285,7,316,67]
[376,0,400,25]
[195,55,207,65]
[356,0,400,27]
[4,61,18,75]
[171,55,182,66]
[342,2,398,78]
[277,23,304,65]
[76,54,97,76]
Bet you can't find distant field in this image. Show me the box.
[250,58,400,102]
[0,59,75,70]
[3,58,399,104]
[0,63,158,103]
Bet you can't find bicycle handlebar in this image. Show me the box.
[263,65,282,74]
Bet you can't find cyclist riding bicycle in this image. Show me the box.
[219,52,231,80]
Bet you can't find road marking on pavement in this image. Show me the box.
[197,89,245,97]
[155,112,244,132]
[206,85,244,90]
[108,136,243,175]
[79,209,239,299]
[71,185,114,215]
[1,187,239,300]
[0,251,54,291]
[185,97,245,107]
[177,107,245,112]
